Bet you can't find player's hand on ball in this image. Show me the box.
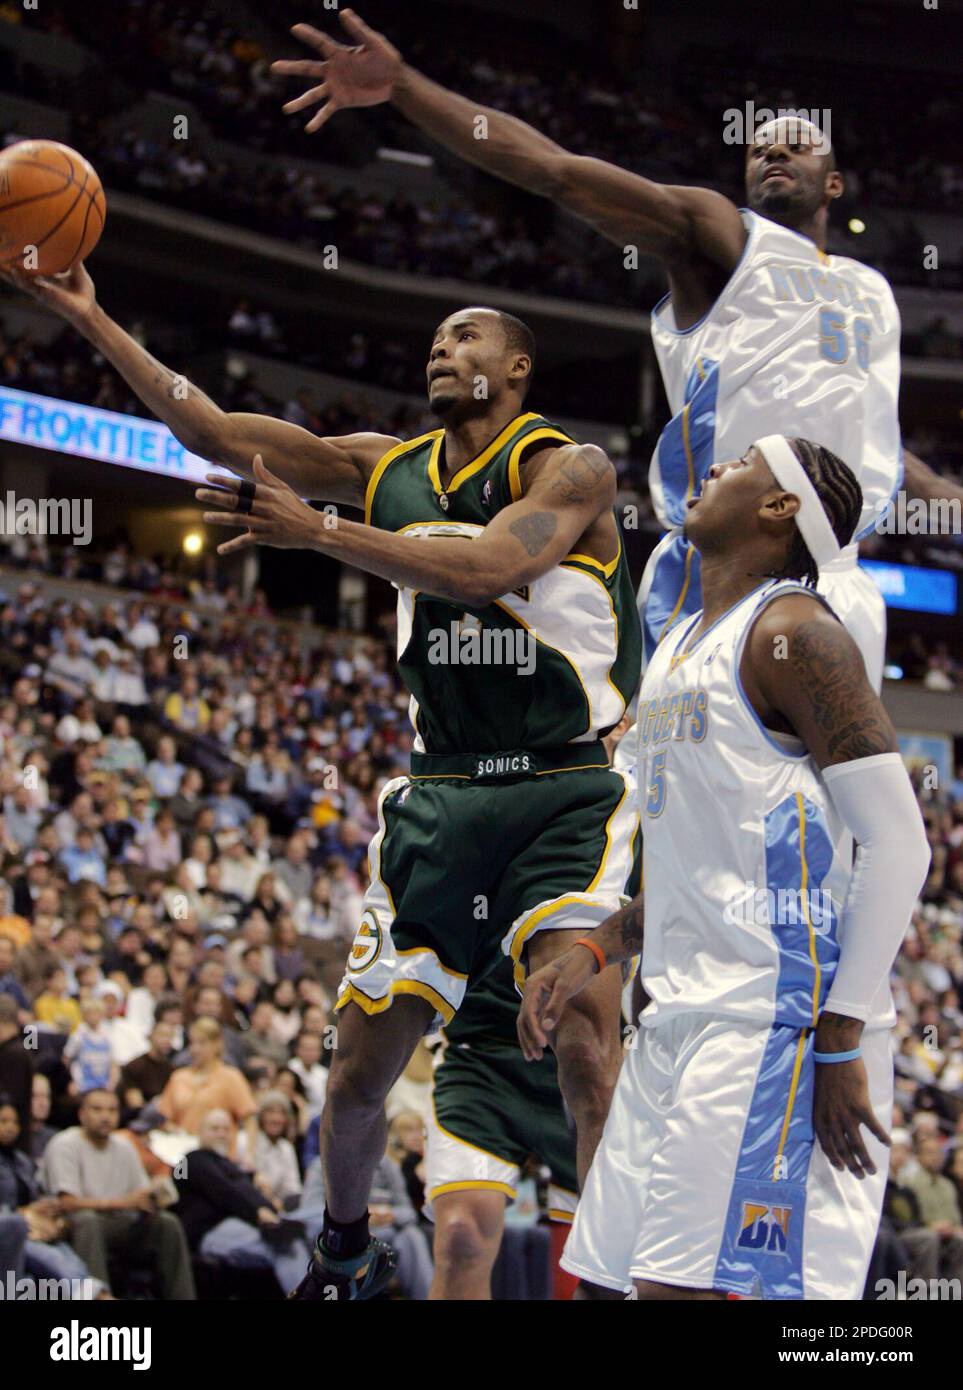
[813,1053,890,1179]
[273,10,401,133]
[0,259,96,326]
[197,455,325,555]
[517,948,598,1062]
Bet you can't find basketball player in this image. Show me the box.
[425,958,578,1299]
[4,261,641,1297]
[273,11,961,688]
[517,436,931,1300]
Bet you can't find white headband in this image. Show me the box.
[753,434,841,567]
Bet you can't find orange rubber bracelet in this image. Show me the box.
[573,937,606,974]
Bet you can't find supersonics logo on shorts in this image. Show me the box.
[736,1201,791,1256]
[348,911,383,973]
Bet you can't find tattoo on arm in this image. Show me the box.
[551,445,610,505]
[789,620,893,761]
[508,510,558,558]
[591,897,644,964]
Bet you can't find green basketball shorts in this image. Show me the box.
[336,749,638,1027]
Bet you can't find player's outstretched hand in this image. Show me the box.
[813,1053,890,1179]
[272,10,402,134]
[0,260,96,327]
[517,947,598,1062]
[197,455,325,555]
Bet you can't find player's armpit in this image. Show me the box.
[220,417,399,506]
[552,161,746,269]
[746,598,898,770]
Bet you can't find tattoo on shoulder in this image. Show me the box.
[551,446,610,505]
[509,511,558,558]
[789,619,892,760]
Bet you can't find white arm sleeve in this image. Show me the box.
[821,751,931,1023]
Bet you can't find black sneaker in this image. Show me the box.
[288,1236,397,1301]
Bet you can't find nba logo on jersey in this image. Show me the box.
[481,479,493,507]
[736,1201,791,1255]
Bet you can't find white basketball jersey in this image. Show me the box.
[650,210,902,541]
[636,579,893,1032]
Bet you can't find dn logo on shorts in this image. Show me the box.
[348,911,383,973]
[736,1201,791,1255]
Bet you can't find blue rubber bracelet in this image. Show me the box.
[813,1047,862,1064]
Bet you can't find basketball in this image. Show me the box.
[0,139,105,276]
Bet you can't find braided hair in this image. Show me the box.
[768,438,863,588]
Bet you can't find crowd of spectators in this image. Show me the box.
[0,543,957,1297]
[3,2,963,304]
[0,560,449,1296]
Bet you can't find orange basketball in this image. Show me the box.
[0,140,105,276]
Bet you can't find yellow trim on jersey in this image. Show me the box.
[547,1209,575,1224]
[695,355,706,382]
[797,791,822,1028]
[430,1093,517,1170]
[336,979,454,1024]
[408,770,473,781]
[396,520,484,535]
[534,762,612,777]
[507,426,576,502]
[682,401,695,502]
[560,555,627,717]
[562,539,621,580]
[430,1181,516,1201]
[657,543,695,647]
[491,599,594,736]
[773,1028,809,1180]
[396,945,470,981]
[364,430,442,526]
[428,412,543,499]
[369,789,400,917]
[586,778,631,893]
[508,892,604,990]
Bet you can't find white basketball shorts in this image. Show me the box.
[562,1011,893,1299]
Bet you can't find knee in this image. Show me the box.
[325,1054,390,1123]
[0,1212,29,1242]
[434,1207,492,1270]
[552,1007,622,1106]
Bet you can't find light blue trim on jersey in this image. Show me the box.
[764,794,841,1027]
[640,533,702,663]
[713,1023,815,1299]
[652,360,721,527]
[731,582,835,761]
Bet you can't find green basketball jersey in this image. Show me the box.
[365,411,642,754]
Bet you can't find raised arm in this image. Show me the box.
[197,440,617,606]
[1,262,397,505]
[273,13,746,277]
[902,450,963,511]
